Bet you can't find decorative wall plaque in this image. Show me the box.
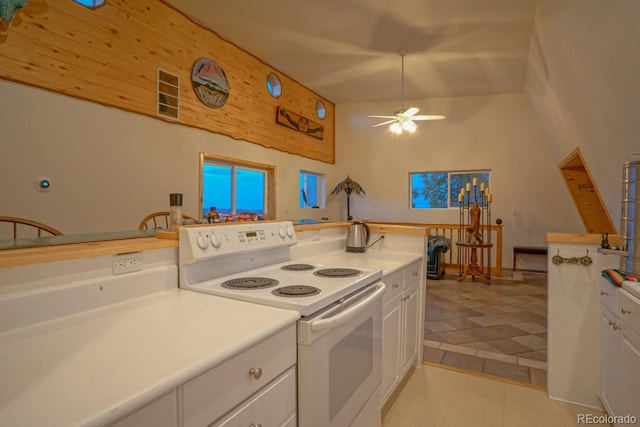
[276,106,324,140]
[191,58,229,108]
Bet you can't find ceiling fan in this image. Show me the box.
[369,49,445,134]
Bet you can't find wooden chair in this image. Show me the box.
[0,216,63,238]
[138,211,196,230]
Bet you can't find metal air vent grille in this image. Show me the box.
[157,68,179,120]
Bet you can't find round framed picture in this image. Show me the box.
[191,58,230,108]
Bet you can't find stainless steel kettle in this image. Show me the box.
[346,221,370,252]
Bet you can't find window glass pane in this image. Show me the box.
[306,175,318,207]
[299,171,306,208]
[449,172,490,208]
[410,170,490,209]
[300,171,324,209]
[410,172,448,208]
[202,164,232,216]
[236,168,265,215]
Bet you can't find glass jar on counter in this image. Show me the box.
[207,207,220,223]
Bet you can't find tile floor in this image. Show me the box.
[422,270,548,387]
[382,365,610,427]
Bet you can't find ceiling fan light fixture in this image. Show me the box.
[402,120,417,132]
[390,122,403,134]
[370,49,445,134]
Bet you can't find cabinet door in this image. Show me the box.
[619,328,640,422]
[600,309,618,416]
[379,296,402,405]
[402,283,419,374]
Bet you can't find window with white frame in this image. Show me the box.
[200,153,275,219]
[299,170,325,208]
[410,170,491,208]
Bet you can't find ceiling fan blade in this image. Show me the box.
[368,115,397,119]
[372,119,398,127]
[402,107,419,117]
[412,115,446,121]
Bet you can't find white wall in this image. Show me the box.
[1,78,582,270]
[4,0,636,270]
[0,79,341,235]
[526,0,640,231]
[335,92,582,267]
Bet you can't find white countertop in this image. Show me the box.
[0,289,299,427]
[622,280,640,300]
[301,250,423,276]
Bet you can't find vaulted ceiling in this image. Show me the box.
[164,0,537,104]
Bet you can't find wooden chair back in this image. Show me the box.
[138,211,196,230]
[0,216,63,238]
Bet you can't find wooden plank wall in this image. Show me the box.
[0,0,335,163]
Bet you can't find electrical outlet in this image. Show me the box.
[112,253,143,275]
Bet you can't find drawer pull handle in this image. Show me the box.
[612,323,622,331]
[601,290,608,296]
[249,424,263,427]
[249,368,263,380]
[393,282,399,289]
[621,307,631,314]
[608,320,614,326]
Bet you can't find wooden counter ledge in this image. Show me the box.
[546,232,621,245]
[0,237,177,269]
[293,221,429,236]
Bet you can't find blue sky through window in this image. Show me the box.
[202,164,265,216]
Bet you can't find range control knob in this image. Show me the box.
[285,225,293,237]
[278,227,286,239]
[196,233,209,250]
[210,233,221,248]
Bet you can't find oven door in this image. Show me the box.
[297,282,385,427]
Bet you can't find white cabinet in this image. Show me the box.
[616,289,640,423]
[599,284,618,416]
[109,390,178,427]
[182,325,297,427]
[110,325,297,427]
[212,367,297,427]
[600,280,640,425]
[379,260,422,407]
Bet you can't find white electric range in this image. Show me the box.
[179,221,385,427]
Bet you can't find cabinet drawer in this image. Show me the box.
[212,367,296,427]
[383,269,403,304]
[182,325,296,427]
[109,390,177,427]
[404,261,422,286]
[600,279,617,312]
[618,289,640,333]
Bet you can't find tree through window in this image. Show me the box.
[410,170,490,208]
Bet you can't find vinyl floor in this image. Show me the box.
[422,270,548,387]
[382,364,610,427]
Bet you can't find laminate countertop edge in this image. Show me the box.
[546,232,621,245]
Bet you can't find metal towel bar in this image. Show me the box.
[551,249,593,266]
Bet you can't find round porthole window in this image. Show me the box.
[316,100,326,120]
[267,73,282,98]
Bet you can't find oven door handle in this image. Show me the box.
[310,282,386,332]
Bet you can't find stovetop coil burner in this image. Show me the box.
[272,285,321,298]
[280,263,315,271]
[221,277,279,290]
[314,268,362,278]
